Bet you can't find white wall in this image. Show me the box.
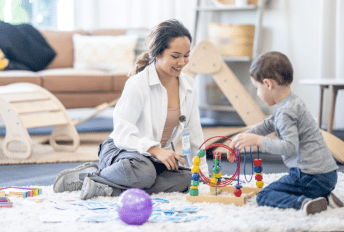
[261,0,323,118]
[74,0,197,32]
[74,0,343,129]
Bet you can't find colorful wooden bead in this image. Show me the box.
[256,181,264,188]
[235,184,242,189]
[255,174,263,181]
[254,159,262,166]
[234,188,242,197]
[190,186,198,189]
[189,188,198,196]
[213,165,221,174]
[197,149,206,158]
[213,171,221,178]
[193,156,201,165]
[210,177,217,184]
[213,152,221,159]
[191,173,200,181]
[191,166,200,173]
[191,180,199,186]
[254,166,263,173]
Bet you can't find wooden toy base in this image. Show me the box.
[186,185,262,206]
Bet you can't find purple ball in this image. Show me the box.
[117,188,153,225]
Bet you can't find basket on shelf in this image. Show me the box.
[208,23,255,57]
[212,0,258,7]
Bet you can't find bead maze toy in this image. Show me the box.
[186,136,263,206]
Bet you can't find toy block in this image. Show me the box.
[0,197,13,208]
[0,187,42,198]
[0,201,13,208]
[0,197,10,202]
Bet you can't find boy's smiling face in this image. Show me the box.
[250,77,275,106]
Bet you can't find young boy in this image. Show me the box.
[229,51,343,215]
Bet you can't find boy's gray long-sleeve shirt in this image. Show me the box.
[246,92,338,174]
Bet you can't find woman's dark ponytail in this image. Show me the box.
[129,52,152,76]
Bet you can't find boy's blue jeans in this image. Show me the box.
[256,168,337,209]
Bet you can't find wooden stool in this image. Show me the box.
[0,83,80,159]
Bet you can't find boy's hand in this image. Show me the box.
[231,133,264,151]
[226,151,236,163]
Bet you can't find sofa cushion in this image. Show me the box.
[126,29,149,58]
[55,92,122,109]
[39,68,113,92]
[72,34,138,74]
[110,73,129,91]
[0,71,41,86]
[88,29,127,36]
[40,30,88,69]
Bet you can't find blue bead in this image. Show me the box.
[254,166,263,173]
[235,184,242,189]
[191,173,200,181]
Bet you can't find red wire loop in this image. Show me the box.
[198,136,240,187]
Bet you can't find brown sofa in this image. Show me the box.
[0,29,143,109]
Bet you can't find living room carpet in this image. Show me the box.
[2,172,344,232]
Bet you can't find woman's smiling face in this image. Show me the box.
[155,36,191,79]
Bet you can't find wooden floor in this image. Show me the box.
[0,127,244,165]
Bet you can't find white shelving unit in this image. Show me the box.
[193,0,266,61]
[193,0,266,112]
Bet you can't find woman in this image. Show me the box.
[53,19,209,199]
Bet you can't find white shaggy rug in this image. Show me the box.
[2,172,344,232]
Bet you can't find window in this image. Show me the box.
[0,0,74,30]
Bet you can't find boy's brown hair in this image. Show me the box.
[250,51,293,86]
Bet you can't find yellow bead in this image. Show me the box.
[214,171,221,178]
[193,156,201,165]
[256,181,264,188]
[255,172,262,175]
[210,177,217,184]
[0,58,9,70]
[191,166,200,173]
[190,186,198,189]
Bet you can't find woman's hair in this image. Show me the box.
[250,51,293,86]
[129,19,192,76]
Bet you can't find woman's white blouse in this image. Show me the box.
[109,63,209,175]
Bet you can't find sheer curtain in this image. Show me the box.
[74,0,197,34]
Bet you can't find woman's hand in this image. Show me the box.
[148,146,186,170]
[230,133,264,151]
